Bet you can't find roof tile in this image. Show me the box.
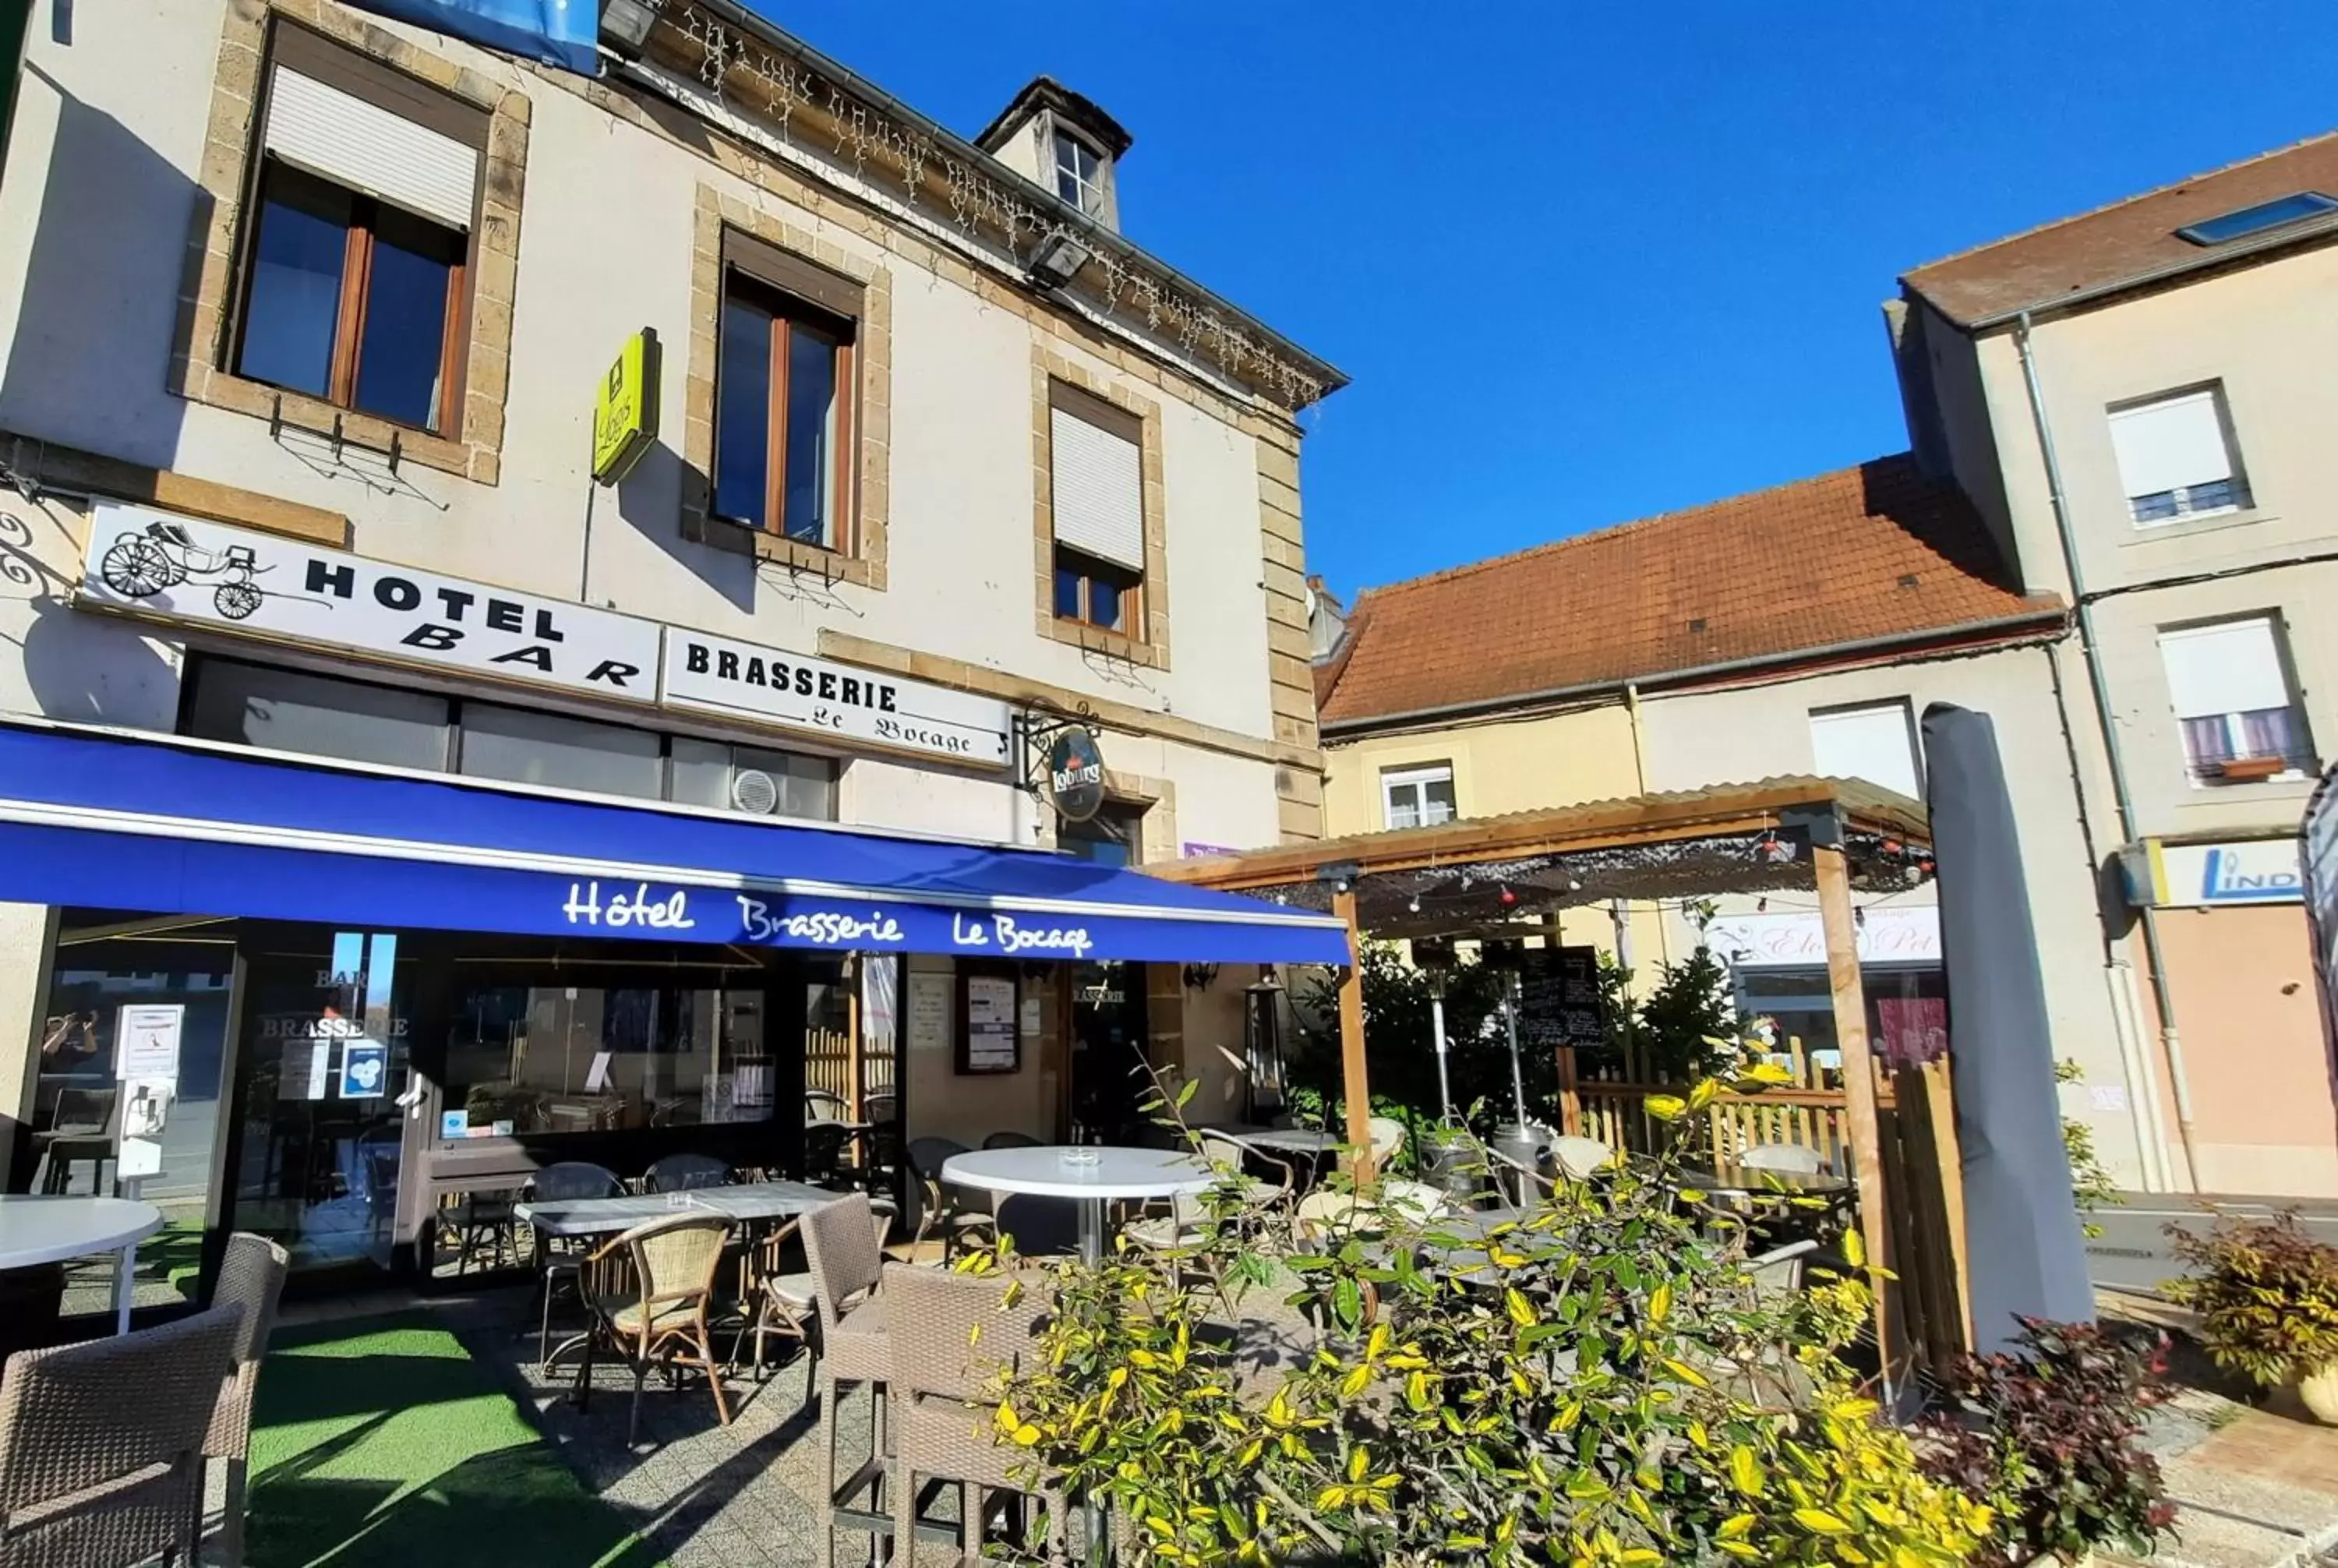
[1317,455,2061,728]
[1904,130,2338,327]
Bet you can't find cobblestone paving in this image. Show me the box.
[464,1296,892,1568]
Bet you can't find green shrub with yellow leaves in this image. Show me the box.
[975,1053,1998,1566]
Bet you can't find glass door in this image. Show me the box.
[230,930,418,1281]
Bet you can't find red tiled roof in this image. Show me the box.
[1315,456,2062,729]
[1904,131,2338,327]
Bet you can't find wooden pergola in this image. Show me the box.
[1157,776,1966,1368]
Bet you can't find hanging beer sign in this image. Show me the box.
[1044,725,1107,824]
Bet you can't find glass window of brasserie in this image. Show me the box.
[438,983,775,1135]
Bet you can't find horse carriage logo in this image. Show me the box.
[98,521,276,621]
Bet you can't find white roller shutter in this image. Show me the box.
[2159,619,2290,719]
[1050,408,1144,571]
[1809,703,1921,798]
[2108,390,2233,500]
[264,66,478,231]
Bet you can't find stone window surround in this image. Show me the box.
[1032,346,1169,670]
[171,0,528,487]
[680,185,892,590]
[1040,769,1178,866]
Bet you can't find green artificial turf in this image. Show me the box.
[247,1317,665,1568]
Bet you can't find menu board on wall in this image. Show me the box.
[906,971,953,1055]
[1517,945,1606,1051]
[961,973,1020,1075]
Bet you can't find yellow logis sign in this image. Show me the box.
[592,327,660,484]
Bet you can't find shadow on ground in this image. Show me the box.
[247,1315,664,1568]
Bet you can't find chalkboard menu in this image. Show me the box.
[1517,945,1606,1050]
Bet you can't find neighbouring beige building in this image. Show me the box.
[0,0,1346,1313]
[1309,458,2163,1176]
[1895,133,2338,1195]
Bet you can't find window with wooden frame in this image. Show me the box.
[231,26,484,436]
[712,231,861,553]
[1047,380,1146,637]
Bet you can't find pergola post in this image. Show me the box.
[1333,887,1375,1179]
[1814,840,1895,1372]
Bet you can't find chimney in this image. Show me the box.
[975,76,1134,233]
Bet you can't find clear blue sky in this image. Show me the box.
[757,1,2338,599]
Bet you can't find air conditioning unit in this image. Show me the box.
[730,768,779,816]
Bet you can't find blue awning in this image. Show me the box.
[0,722,1350,965]
[336,1,599,77]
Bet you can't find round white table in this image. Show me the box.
[0,1195,164,1334]
[941,1146,1211,1264]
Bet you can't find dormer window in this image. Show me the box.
[1054,131,1106,216]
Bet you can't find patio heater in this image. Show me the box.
[1241,971,1290,1124]
[1414,938,1457,1122]
[1485,942,1552,1201]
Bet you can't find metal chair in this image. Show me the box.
[1739,1142,1824,1176]
[801,1193,893,1568]
[805,1089,849,1125]
[33,1086,117,1195]
[199,1233,288,1568]
[643,1153,732,1193]
[574,1213,734,1448]
[804,1122,853,1187]
[1551,1135,1617,1180]
[981,1131,1044,1151]
[527,1161,623,1368]
[1746,1238,1822,1298]
[1199,1131,1294,1212]
[887,1264,1068,1564]
[907,1137,995,1262]
[0,1301,243,1568]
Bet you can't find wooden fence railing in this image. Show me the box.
[1563,1034,1969,1376]
[803,1025,895,1114]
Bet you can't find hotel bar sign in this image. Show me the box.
[660,627,1013,768]
[81,504,662,704]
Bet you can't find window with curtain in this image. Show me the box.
[712,232,860,551]
[1382,765,1457,829]
[2107,386,2251,526]
[1049,381,1146,635]
[2157,617,2312,783]
[1807,701,1922,800]
[233,29,482,433]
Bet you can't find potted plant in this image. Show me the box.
[2210,754,2288,782]
[2166,1211,2338,1420]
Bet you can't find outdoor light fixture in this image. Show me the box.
[601,0,659,51]
[1407,895,1422,913]
[1181,962,1220,991]
[1026,228,1091,290]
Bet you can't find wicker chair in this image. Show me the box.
[980,1131,1043,1151]
[732,1197,896,1386]
[643,1153,732,1193]
[906,1137,995,1263]
[0,1301,243,1568]
[201,1234,289,1568]
[574,1213,733,1447]
[887,1264,1067,1564]
[800,1193,892,1568]
[527,1161,623,1368]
